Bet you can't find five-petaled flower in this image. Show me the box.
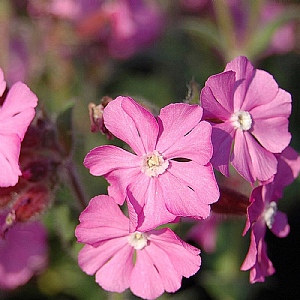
[84,96,219,231]
[201,56,291,183]
[75,195,201,300]
[0,68,38,187]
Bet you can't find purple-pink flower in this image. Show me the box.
[241,147,300,283]
[84,96,219,231]
[201,56,291,183]
[0,213,48,290]
[75,195,201,300]
[0,68,38,187]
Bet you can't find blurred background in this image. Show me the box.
[0,0,300,299]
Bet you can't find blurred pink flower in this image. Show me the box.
[75,195,201,300]
[187,214,221,253]
[0,69,38,187]
[77,0,165,59]
[0,213,47,290]
[201,56,291,183]
[84,96,219,231]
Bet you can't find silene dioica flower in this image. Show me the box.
[241,147,300,283]
[76,195,201,300]
[84,96,220,231]
[201,56,291,183]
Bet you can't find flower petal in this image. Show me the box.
[84,145,140,176]
[162,120,213,165]
[103,96,157,155]
[78,239,128,276]
[143,242,182,293]
[149,228,201,277]
[167,160,219,205]
[130,250,165,299]
[159,167,212,219]
[127,175,176,232]
[121,97,159,153]
[156,103,203,154]
[0,134,22,187]
[201,70,235,119]
[210,122,235,176]
[95,243,134,293]
[0,68,6,96]
[0,82,38,140]
[225,56,255,111]
[75,195,129,244]
[250,88,291,153]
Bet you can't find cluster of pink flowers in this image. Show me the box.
[77,55,300,298]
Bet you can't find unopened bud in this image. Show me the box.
[88,96,113,139]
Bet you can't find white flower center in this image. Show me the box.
[128,232,148,250]
[263,201,277,229]
[141,150,169,177]
[230,111,252,131]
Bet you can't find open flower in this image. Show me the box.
[84,96,219,231]
[0,68,38,187]
[0,213,48,290]
[200,56,291,183]
[75,195,201,300]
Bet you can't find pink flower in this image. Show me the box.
[241,147,300,283]
[0,213,48,290]
[187,214,221,253]
[75,195,201,300]
[200,56,291,183]
[0,69,38,187]
[241,184,290,283]
[84,96,219,231]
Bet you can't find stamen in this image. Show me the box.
[128,232,148,250]
[230,111,252,131]
[263,201,277,229]
[141,150,169,177]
